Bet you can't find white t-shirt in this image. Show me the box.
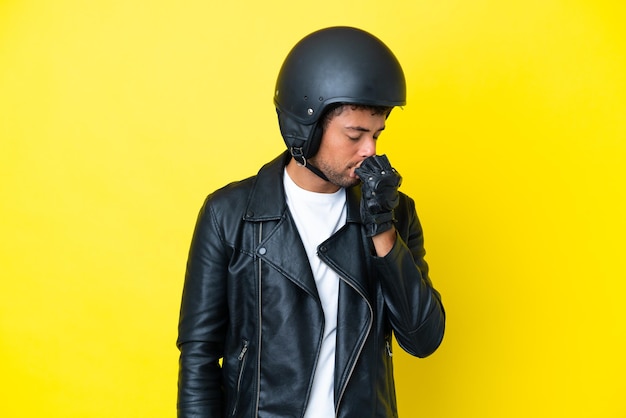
[283,170,347,417]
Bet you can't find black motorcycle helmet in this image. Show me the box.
[274,26,406,165]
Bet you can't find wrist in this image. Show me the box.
[371,227,396,257]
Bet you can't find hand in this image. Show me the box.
[355,154,402,237]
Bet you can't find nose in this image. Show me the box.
[360,136,376,158]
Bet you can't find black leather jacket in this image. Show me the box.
[177,152,445,418]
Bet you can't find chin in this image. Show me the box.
[334,177,361,189]
[318,165,361,188]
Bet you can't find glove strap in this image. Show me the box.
[364,212,396,237]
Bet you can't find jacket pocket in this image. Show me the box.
[230,339,249,417]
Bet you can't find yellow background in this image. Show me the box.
[1,0,625,417]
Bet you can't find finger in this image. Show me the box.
[359,155,389,176]
[358,156,379,173]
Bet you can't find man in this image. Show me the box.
[177,26,445,417]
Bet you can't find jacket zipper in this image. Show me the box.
[386,338,393,357]
[231,339,250,416]
[238,339,250,361]
[254,223,263,418]
[334,277,373,417]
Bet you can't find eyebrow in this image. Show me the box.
[345,125,386,133]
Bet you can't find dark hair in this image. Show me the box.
[320,103,393,131]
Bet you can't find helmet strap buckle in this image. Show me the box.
[290,146,307,167]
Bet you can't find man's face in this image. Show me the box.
[309,106,387,188]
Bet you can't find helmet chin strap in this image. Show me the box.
[291,147,330,183]
[303,160,330,183]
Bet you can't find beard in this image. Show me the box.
[309,157,361,189]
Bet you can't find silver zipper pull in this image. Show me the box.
[386,340,393,357]
[238,340,249,361]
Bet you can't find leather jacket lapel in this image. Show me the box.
[318,186,371,299]
[257,212,319,300]
[318,220,375,399]
[318,222,371,299]
[244,152,319,299]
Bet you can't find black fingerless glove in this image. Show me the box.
[355,154,402,237]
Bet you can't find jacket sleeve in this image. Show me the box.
[373,194,445,358]
[177,197,228,417]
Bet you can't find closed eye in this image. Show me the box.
[345,125,385,140]
[348,132,382,141]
